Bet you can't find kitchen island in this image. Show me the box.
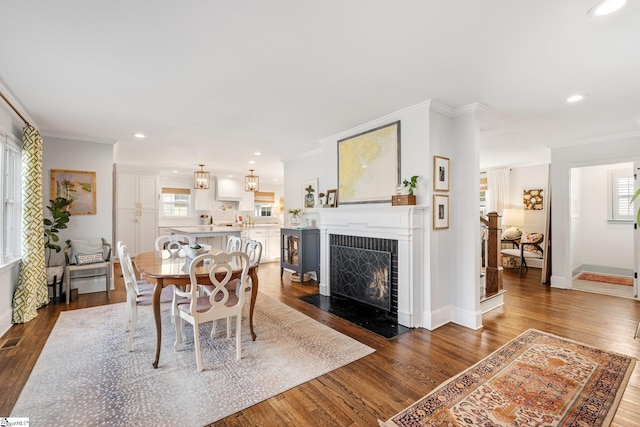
[169,226,242,251]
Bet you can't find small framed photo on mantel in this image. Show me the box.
[433,155,450,192]
[324,189,338,208]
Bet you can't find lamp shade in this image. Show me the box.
[501,208,524,227]
[193,164,210,189]
[245,169,259,192]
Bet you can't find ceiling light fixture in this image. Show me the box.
[254,152,262,155]
[566,94,586,103]
[134,133,145,138]
[245,169,259,192]
[193,164,210,189]
[588,0,626,16]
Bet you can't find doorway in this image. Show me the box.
[569,162,637,299]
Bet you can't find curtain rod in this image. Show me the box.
[0,90,30,126]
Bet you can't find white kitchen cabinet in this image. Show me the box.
[241,226,280,263]
[216,177,243,201]
[194,186,215,211]
[116,173,158,256]
[267,227,281,261]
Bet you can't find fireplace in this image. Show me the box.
[313,205,426,329]
[330,234,397,314]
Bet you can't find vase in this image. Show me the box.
[290,214,301,227]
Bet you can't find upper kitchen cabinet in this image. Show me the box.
[194,178,216,211]
[216,177,243,200]
[116,173,158,256]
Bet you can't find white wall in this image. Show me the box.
[507,164,549,234]
[550,137,640,289]
[284,99,483,330]
[43,136,114,292]
[572,163,633,271]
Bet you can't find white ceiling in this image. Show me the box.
[1,1,639,181]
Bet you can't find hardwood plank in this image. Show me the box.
[1,262,639,426]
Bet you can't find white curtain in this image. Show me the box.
[487,168,510,214]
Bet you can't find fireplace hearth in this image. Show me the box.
[300,293,409,338]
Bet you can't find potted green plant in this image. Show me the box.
[288,208,302,226]
[44,197,72,284]
[392,176,419,206]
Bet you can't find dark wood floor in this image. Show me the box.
[1,263,639,425]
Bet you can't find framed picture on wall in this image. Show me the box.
[302,178,319,208]
[50,169,97,215]
[433,156,450,192]
[433,194,449,229]
[337,121,400,204]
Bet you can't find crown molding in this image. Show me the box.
[41,131,117,145]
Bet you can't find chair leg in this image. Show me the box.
[235,314,242,361]
[174,314,183,350]
[127,304,136,352]
[194,323,203,372]
[226,317,231,338]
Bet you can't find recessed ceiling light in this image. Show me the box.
[566,94,586,103]
[134,133,145,138]
[249,160,255,164]
[172,170,179,173]
[228,175,233,178]
[588,0,626,16]
[254,152,262,156]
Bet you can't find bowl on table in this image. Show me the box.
[183,243,211,258]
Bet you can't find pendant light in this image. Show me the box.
[245,169,259,192]
[193,164,210,189]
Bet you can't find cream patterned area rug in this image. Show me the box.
[12,294,374,426]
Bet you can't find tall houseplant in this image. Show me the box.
[44,197,72,269]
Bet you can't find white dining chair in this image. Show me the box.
[155,233,194,251]
[226,235,243,253]
[173,251,250,372]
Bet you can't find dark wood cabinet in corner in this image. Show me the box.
[280,228,320,282]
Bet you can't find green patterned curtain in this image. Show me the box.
[13,125,47,323]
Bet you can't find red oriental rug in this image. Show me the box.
[381,329,636,427]
[575,272,634,287]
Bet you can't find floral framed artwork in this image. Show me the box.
[433,156,450,192]
[523,188,544,210]
[302,178,319,208]
[433,194,449,229]
[337,121,400,204]
[326,189,338,208]
[51,169,97,215]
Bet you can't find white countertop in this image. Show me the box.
[170,226,243,235]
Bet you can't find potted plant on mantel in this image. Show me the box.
[44,197,72,285]
[392,175,419,206]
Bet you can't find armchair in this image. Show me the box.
[63,238,112,304]
[500,232,544,277]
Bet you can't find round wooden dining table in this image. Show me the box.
[134,250,259,369]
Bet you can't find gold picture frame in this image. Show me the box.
[51,169,97,215]
[433,155,450,192]
[433,194,449,229]
[325,189,338,208]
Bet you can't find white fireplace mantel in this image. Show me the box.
[314,205,428,328]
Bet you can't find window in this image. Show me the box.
[609,169,634,221]
[1,132,22,265]
[160,187,191,218]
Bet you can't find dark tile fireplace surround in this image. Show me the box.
[301,234,409,338]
